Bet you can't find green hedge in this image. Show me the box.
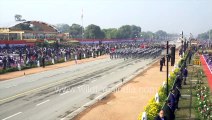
[138,52,188,120]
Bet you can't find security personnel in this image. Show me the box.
[162,56,166,66]
[163,100,175,120]
[183,68,188,85]
[160,58,163,72]
[174,86,181,110]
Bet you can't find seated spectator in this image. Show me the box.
[154,110,167,120]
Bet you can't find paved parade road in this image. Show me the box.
[0,56,158,120]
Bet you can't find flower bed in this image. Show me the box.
[194,79,212,119]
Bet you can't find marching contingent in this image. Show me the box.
[109,47,163,59]
[0,41,166,71]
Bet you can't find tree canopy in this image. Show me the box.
[84,24,105,39]
[102,28,118,39]
[69,24,83,38]
[54,23,180,40]
[197,29,212,40]
[55,24,70,33]
[155,30,167,40]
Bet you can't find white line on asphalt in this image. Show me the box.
[60,91,69,96]
[36,99,50,106]
[2,112,22,120]
[61,58,159,120]
[5,85,17,88]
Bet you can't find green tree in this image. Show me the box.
[197,29,212,40]
[117,25,132,39]
[130,25,141,39]
[12,23,33,31]
[84,24,105,39]
[102,28,118,39]
[140,31,155,40]
[69,24,83,38]
[155,30,167,40]
[116,25,141,39]
[55,24,70,33]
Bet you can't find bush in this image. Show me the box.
[145,99,162,119]
[0,67,19,74]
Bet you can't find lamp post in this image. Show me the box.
[166,41,169,96]
[209,30,211,48]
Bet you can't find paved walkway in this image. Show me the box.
[73,53,181,120]
[0,55,108,81]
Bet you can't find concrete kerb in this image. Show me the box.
[62,57,161,120]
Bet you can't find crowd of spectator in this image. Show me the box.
[0,41,166,71]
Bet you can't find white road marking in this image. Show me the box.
[4,86,11,88]
[91,80,96,83]
[5,85,17,88]
[60,91,69,96]
[36,99,50,106]
[2,112,22,120]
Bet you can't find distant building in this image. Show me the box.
[0,21,59,41]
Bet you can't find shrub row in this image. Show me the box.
[138,54,187,120]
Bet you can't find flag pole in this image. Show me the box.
[81,9,84,41]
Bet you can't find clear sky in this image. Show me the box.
[0,0,212,35]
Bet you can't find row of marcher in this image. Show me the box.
[110,48,163,59]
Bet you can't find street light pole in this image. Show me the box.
[209,30,211,48]
[81,9,84,41]
[166,41,169,96]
